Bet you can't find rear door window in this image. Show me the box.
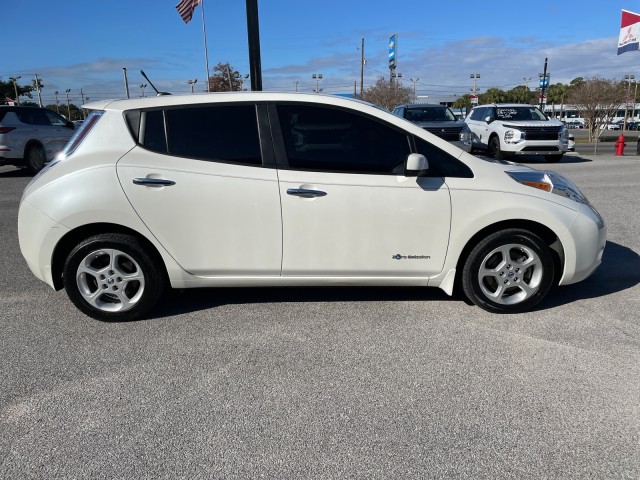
[139,105,262,166]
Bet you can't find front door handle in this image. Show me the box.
[286,188,327,198]
[133,178,176,187]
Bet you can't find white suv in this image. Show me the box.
[0,106,75,173]
[462,103,569,163]
[18,93,605,321]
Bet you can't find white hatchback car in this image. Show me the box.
[18,93,606,321]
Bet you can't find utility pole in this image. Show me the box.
[360,37,365,99]
[123,67,130,98]
[34,73,43,107]
[245,0,263,91]
[54,91,59,113]
[9,76,21,105]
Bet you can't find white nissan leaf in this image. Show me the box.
[18,93,606,321]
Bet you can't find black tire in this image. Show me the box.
[461,229,555,313]
[63,233,166,321]
[26,144,46,174]
[545,154,563,163]
[488,135,504,160]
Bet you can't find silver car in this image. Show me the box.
[0,106,75,173]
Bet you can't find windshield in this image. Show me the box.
[405,106,456,122]
[496,106,547,121]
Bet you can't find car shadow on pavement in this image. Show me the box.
[540,241,640,309]
[513,155,592,165]
[0,167,31,177]
[150,285,455,320]
[148,241,638,319]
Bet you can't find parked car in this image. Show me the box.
[568,133,575,152]
[565,121,584,129]
[392,103,467,144]
[18,93,606,321]
[462,103,569,162]
[0,105,75,173]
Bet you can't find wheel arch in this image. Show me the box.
[454,219,564,289]
[50,223,168,291]
[23,139,45,157]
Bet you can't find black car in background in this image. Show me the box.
[392,104,467,143]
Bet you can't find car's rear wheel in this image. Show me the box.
[545,154,563,163]
[461,229,555,313]
[63,233,166,321]
[26,144,46,174]
[488,135,504,160]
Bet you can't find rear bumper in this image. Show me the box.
[18,200,69,289]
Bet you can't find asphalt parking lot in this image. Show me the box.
[1,154,639,479]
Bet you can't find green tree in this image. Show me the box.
[362,77,413,111]
[0,77,34,103]
[452,94,471,110]
[208,63,245,92]
[480,87,507,104]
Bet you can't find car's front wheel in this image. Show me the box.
[488,135,504,160]
[461,229,555,313]
[63,233,166,321]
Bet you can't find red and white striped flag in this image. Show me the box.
[618,9,640,55]
[176,0,202,24]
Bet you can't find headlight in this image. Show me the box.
[459,127,472,143]
[504,129,523,144]
[507,170,590,205]
[560,126,569,141]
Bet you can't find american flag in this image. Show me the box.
[176,0,202,24]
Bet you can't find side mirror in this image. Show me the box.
[484,115,494,124]
[405,153,428,176]
[66,121,74,128]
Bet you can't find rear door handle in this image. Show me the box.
[286,188,327,198]
[133,178,176,187]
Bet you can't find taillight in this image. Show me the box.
[58,110,104,159]
[0,127,16,134]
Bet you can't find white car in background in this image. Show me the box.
[18,93,606,321]
[462,103,569,163]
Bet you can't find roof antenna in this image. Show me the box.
[140,70,171,96]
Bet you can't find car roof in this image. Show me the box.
[83,92,377,112]
[474,103,539,108]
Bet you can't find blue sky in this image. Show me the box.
[2,0,640,105]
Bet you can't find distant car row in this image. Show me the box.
[394,103,569,163]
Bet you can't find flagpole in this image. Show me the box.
[201,0,211,92]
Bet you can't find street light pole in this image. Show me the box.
[140,84,147,97]
[410,77,419,99]
[623,74,635,130]
[470,73,480,106]
[65,89,71,120]
[188,79,198,94]
[312,73,323,93]
[54,91,59,113]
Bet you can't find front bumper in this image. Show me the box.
[558,203,607,285]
